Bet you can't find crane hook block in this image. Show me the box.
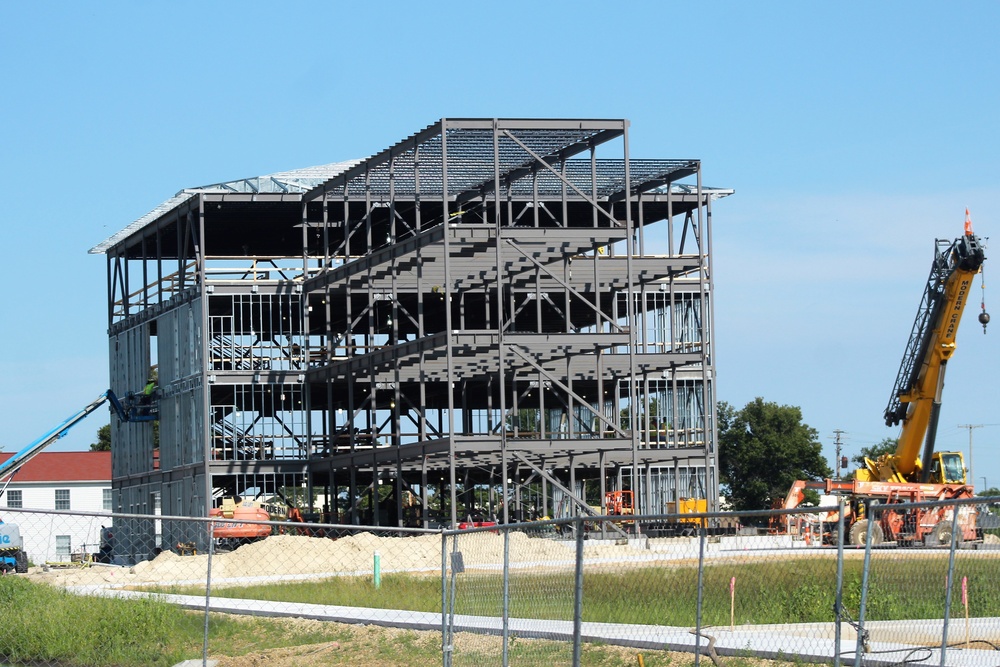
[979,310,990,333]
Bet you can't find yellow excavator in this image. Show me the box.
[783,214,988,545]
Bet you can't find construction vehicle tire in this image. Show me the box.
[14,551,27,574]
[931,521,960,547]
[849,519,884,546]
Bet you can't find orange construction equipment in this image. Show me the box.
[780,221,986,546]
[210,496,289,545]
[605,490,634,516]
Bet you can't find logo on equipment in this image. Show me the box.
[0,535,10,544]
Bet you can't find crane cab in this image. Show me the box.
[926,451,966,485]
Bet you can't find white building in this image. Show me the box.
[0,451,111,564]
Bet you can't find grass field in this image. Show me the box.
[9,551,995,666]
[145,552,1000,625]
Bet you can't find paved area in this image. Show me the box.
[92,587,999,667]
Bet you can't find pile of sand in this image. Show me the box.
[30,530,632,589]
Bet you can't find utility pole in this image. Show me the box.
[833,429,845,480]
[958,424,984,489]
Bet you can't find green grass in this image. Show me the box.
[144,553,1000,627]
[0,576,352,667]
[0,575,730,667]
[18,556,980,667]
[0,575,197,666]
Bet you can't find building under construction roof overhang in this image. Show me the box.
[92,118,731,549]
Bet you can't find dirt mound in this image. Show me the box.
[29,530,627,588]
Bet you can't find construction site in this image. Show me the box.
[88,118,730,554]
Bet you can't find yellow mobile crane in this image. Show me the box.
[783,216,989,545]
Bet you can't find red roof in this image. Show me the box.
[0,451,111,483]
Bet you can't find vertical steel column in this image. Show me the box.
[636,191,645,256]
[645,463,652,513]
[667,177,675,256]
[415,143,428,444]
[349,461,358,525]
[703,186,719,509]
[389,152,402,490]
[695,170,717,510]
[300,199,316,508]
[321,185,330,267]
[156,223,163,307]
[441,119,458,528]
[141,234,149,311]
[372,449,379,528]
[196,202,213,518]
[569,456,577,526]
[493,121,510,525]
[421,455,429,529]
[396,453,403,529]
[622,122,640,523]
[598,451,607,538]
[105,252,114,326]
[179,206,191,292]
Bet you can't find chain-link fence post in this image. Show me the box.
[448,534,462,664]
[202,517,216,666]
[939,500,962,666]
[502,525,510,667]
[572,515,585,667]
[441,531,450,667]
[834,496,846,667]
[854,501,877,667]
[694,522,707,667]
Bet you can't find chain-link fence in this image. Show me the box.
[442,496,1000,667]
[0,506,442,666]
[2,497,1000,666]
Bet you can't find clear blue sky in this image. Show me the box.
[2,2,998,489]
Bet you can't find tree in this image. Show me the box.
[91,424,111,451]
[89,419,159,452]
[718,398,833,512]
[852,437,897,466]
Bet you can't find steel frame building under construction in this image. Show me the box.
[91,118,730,550]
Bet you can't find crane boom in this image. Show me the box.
[778,218,987,548]
[868,229,985,483]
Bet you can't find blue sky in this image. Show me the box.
[2,2,999,489]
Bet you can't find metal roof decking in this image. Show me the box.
[89,160,360,255]
[302,119,628,201]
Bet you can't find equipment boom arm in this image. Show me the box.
[0,390,133,484]
[883,231,985,480]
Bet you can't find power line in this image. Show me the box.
[958,424,986,490]
[833,429,845,481]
